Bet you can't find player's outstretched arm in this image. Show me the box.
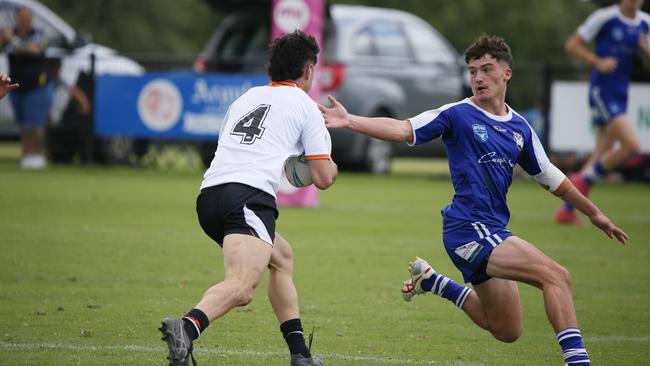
[555,179,629,244]
[319,95,413,143]
[640,33,650,63]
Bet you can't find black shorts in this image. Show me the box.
[196,183,279,247]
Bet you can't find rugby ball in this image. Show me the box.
[284,155,312,188]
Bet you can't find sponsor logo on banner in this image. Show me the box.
[454,241,483,263]
[273,0,310,33]
[472,124,488,143]
[137,79,182,132]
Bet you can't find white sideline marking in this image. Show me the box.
[0,341,485,365]
[3,338,648,363]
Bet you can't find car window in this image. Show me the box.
[242,23,268,66]
[212,17,268,72]
[403,23,455,64]
[218,24,256,62]
[353,27,374,56]
[370,21,411,59]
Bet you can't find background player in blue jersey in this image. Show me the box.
[556,0,650,225]
[320,35,628,366]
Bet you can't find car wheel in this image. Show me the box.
[363,137,392,174]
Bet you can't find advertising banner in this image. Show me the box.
[95,72,268,140]
[271,0,324,101]
[550,81,650,153]
[271,0,326,207]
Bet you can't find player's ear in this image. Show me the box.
[504,66,512,83]
[304,63,314,81]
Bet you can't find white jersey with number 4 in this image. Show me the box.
[200,83,331,197]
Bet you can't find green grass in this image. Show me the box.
[1,144,649,365]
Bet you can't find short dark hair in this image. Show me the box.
[464,35,513,67]
[267,30,320,82]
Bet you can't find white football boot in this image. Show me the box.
[401,257,435,302]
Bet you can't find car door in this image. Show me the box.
[402,21,463,113]
[338,20,416,119]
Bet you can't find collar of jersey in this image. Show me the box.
[465,98,512,122]
[614,5,643,26]
[269,81,297,87]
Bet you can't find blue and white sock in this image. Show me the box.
[421,273,472,309]
[583,161,606,185]
[557,328,591,365]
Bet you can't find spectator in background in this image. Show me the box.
[1,6,54,169]
[556,0,650,225]
[0,73,19,99]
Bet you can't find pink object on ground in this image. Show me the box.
[570,172,592,197]
[276,185,319,208]
[555,206,584,226]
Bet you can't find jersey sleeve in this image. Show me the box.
[517,124,566,192]
[408,107,452,146]
[302,102,331,161]
[577,8,610,42]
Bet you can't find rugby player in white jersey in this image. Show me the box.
[159,30,337,366]
[320,35,628,366]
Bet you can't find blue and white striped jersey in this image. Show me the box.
[409,98,557,233]
[578,5,650,96]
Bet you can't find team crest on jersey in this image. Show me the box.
[612,27,624,41]
[454,241,483,263]
[472,124,488,143]
[512,131,523,150]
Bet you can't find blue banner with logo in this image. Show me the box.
[95,72,268,140]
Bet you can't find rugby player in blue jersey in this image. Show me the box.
[320,35,628,366]
[556,0,650,225]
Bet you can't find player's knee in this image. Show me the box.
[233,286,255,306]
[269,235,294,272]
[625,138,641,156]
[545,263,571,290]
[492,327,521,343]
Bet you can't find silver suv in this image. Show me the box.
[196,3,463,173]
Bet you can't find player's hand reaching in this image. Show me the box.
[588,212,628,245]
[0,73,18,99]
[594,57,618,74]
[319,95,350,129]
[640,33,650,55]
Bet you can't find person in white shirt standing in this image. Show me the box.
[159,30,337,366]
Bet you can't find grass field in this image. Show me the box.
[1,145,649,365]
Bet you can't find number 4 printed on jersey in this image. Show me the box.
[230,104,271,144]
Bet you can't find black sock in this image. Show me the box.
[280,318,311,358]
[182,308,209,341]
